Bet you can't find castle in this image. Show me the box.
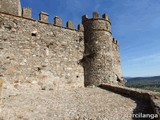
[0,0,160,119]
[0,0,125,90]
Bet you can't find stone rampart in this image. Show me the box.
[0,12,84,91]
[0,0,125,92]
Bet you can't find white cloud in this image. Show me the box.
[131,53,160,62]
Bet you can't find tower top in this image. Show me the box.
[82,12,110,23]
[82,12,111,33]
[0,0,21,16]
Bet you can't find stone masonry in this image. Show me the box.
[0,0,124,91]
[82,12,123,86]
[0,0,21,16]
[1,1,160,120]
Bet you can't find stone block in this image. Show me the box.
[113,38,116,44]
[66,21,74,30]
[93,12,99,19]
[78,24,84,31]
[39,12,49,22]
[22,8,32,18]
[0,0,21,16]
[82,15,88,22]
[54,16,62,27]
[102,14,109,20]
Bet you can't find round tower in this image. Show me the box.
[82,12,123,86]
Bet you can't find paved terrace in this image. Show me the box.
[0,87,153,120]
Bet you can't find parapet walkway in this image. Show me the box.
[0,87,153,120]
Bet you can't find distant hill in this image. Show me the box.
[126,76,160,81]
[125,76,160,92]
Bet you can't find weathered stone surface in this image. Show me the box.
[22,8,32,18]
[93,12,99,19]
[78,24,84,31]
[39,12,48,22]
[0,0,124,97]
[66,21,74,30]
[150,95,160,119]
[0,87,154,120]
[82,15,122,86]
[102,13,109,20]
[99,84,160,119]
[0,13,84,90]
[54,16,62,27]
[112,38,124,84]
[0,0,21,16]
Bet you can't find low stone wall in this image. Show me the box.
[99,84,160,120]
[150,95,160,120]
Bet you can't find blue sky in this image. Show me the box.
[21,0,160,77]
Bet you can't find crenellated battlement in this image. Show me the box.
[22,8,32,18]
[0,11,84,32]
[113,38,118,45]
[0,2,113,32]
[82,12,111,33]
[54,16,62,27]
[82,12,111,24]
[21,8,84,31]
[39,12,49,23]
[0,0,113,33]
[0,0,85,32]
[0,0,124,89]
[22,8,84,31]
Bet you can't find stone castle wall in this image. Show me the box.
[0,13,84,90]
[0,0,124,91]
